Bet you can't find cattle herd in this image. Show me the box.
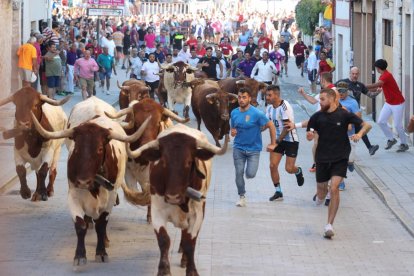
[0,61,269,276]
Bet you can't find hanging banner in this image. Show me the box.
[87,0,125,5]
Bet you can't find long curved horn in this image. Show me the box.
[40,95,71,106]
[117,80,130,91]
[30,111,74,139]
[205,93,217,100]
[162,108,190,123]
[188,66,199,71]
[0,95,13,107]
[196,134,229,156]
[104,106,133,119]
[121,182,151,206]
[228,93,238,100]
[235,80,246,85]
[127,139,159,159]
[108,116,151,143]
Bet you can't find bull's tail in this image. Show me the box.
[120,182,151,206]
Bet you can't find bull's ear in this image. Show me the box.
[141,148,161,161]
[195,149,215,161]
[206,96,216,105]
[228,96,238,104]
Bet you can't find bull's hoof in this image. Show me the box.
[20,186,31,199]
[73,256,87,267]
[95,253,109,263]
[180,255,187,268]
[157,269,171,276]
[31,191,48,202]
[47,190,54,197]
[183,106,190,119]
[186,269,199,276]
[104,234,110,248]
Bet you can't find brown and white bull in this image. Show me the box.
[117,79,150,109]
[191,79,238,146]
[31,96,150,268]
[106,98,189,223]
[0,87,69,201]
[161,61,198,119]
[127,124,228,276]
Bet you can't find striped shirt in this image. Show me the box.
[266,100,298,142]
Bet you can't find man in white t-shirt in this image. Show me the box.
[187,48,200,67]
[126,48,143,80]
[141,53,160,99]
[101,33,116,57]
[265,85,304,202]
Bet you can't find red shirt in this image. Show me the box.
[187,38,198,49]
[196,47,206,58]
[293,42,307,57]
[258,37,273,51]
[219,43,233,56]
[319,60,332,75]
[379,70,405,105]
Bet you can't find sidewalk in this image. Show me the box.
[281,62,414,237]
[0,74,124,195]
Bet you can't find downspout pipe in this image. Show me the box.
[371,0,376,121]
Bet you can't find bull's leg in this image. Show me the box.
[147,205,152,224]
[47,167,57,197]
[180,230,199,276]
[73,216,88,266]
[94,212,109,263]
[31,162,49,201]
[16,165,31,199]
[183,105,190,119]
[167,95,176,114]
[155,226,171,276]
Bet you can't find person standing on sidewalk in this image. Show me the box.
[307,46,318,94]
[74,50,99,100]
[336,67,379,156]
[65,44,77,95]
[265,85,304,202]
[43,42,62,99]
[231,87,276,207]
[97,46,117,95]
[365,59,409,152]
[17,36,38,88]
[307,88,372,238]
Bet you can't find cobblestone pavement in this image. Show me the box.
[0,62,413,276]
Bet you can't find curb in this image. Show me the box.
[355,164,414,238]
[0,99,120,195]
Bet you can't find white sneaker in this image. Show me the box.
[106,91,110,95]
[324,224,335,239]
[236,196,246,207]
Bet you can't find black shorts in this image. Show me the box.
[295,56,305,67]
[273,141,299,158]
[123,47,130,55]
[308,69,317,82]
[146,81,159,98]
[316,159,348,183]
[116,46,123,53]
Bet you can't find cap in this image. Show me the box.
[336,81,349,93]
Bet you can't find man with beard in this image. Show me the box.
[306,88,372,239]
[231,87,276,207]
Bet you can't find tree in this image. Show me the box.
[295,0,324,36]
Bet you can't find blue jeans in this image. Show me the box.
[233,148,261,196]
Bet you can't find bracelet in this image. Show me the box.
[295,122,302,128]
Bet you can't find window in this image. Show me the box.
[383,20,393,46]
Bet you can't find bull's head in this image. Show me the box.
[162,61,198,88]
[0,87,70,139]
[205,91,238,121]
[117,80,150,108]
[127,126,229,206]
[31,112,151,190]
[236,79,268,107]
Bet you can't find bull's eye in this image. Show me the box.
[186,69,193,74]
[166,68,174,73]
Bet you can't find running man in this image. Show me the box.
[307,88,372,238]
[265,85,304,201]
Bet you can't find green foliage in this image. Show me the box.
[295,0,325,36]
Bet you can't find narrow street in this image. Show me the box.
[0,62,413,276]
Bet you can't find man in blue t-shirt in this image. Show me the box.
[230,87,276,207]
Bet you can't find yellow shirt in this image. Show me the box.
[17,43,37,70]
[324,4,333,20]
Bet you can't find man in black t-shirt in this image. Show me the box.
[197,46,223,79]
[336,67,379,156]
[306,88,372,239]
